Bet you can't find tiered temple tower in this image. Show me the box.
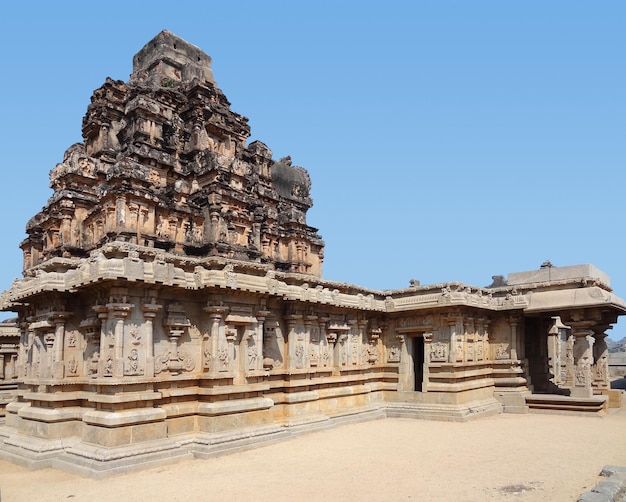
[22,30,324,277]
[0,31,624,478]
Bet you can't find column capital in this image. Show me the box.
[106,303,134,318]
[49,312,72,325]
[204,305,229,317]
[142,301,163,317]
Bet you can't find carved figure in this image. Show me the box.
[130,326,141,345]
[295,343,304,368]
[88,352,99,376]
[104,354,113,376]
[248,343,258,368]
[217,347,229,370]
[388,345,401,363]
[430,343,447,362]
[495,344,509,360]
[67,357,78,376]
[126,348,140,375]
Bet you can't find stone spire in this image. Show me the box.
[21,32,325,278]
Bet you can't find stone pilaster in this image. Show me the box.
[347,319,359,366]
[481,318,491,362]
[285,314,302,369]
[446,315,461,363]
[50,312,71,379]
[304,315,318,368]
[318,317,331,368]
[203,305,228,375]
[142,301,162,377]
[422,331,433,391]
[94,305,110,377]
[508,314,521,362]
[465,316,474,362]
[107,302,134,378]
[43,332,55,379]
[18,323,29,378]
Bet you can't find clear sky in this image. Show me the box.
[0,2,624,339]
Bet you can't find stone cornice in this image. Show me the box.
[2,242,624,317]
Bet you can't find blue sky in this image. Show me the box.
[1,2,624,338]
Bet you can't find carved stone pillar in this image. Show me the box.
[546,316,570,388]
[142,301,162,377]
[569,321,594,398]
[592,327,610,391]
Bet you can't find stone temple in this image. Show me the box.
[0,31,624,477]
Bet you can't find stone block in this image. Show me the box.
[577,492,611,502]
[508,264,610,286]
[82,424,132,447]
[600,465,626,477]
[166,416,197,436]
[131,422,167,443]
[19,418,79,440]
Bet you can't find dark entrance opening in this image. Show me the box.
[413,336,425,391]
[524,317,553,393]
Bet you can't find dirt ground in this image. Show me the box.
[0,404,625,502]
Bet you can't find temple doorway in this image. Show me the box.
[413,335,425,392]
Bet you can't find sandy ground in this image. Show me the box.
[0,407,625,502]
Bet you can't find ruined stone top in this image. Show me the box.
[131,30,215,87]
